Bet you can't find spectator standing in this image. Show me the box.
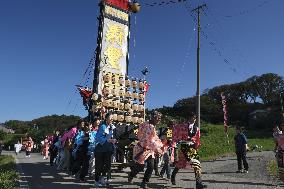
[234,126,249,173]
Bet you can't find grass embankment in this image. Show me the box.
[267,160,278,177]
[199,124,274,161]
[0,155,19,189]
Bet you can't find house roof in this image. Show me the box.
[249,109,269,115]
[0,124,15,133]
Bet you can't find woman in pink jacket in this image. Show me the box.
[128,111,164,189]
[42,138,50,160]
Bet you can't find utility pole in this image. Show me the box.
[192,4,206,129]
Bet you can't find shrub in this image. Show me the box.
[0,155,19,189]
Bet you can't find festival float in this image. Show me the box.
[77,0,146,168]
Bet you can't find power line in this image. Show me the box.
[176,27,195,88]
[143,0,274,79]
[184,2,243,76]
[202,4,257,79]
[144,0,187,7]
[222,0,270,18]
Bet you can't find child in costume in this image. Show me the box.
[158,122,175,179]
[171,116,207,189]
[25,137,34,158]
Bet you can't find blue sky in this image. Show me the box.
[0,0,283,122]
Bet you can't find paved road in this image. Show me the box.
[3,150,283,189]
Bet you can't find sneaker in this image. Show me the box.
[196,183,207,189]
[94,181,102,187]
[105,179,112,184]
[70,174,76,178]
[159,173,164,179]
[99,176,107,186]
[243,170,248,173]
[128,173,133,184]
[128,176,133,184]
[236,170,243,173]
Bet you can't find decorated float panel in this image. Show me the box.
[77,0,145,140]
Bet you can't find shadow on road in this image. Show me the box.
[18,160,176,189]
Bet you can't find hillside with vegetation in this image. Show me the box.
[156,73,284,130]
[3,115,81,146]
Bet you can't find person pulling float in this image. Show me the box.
[171,115,207,189]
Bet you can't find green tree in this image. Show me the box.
[0,130,6,141]
[251,73,284,105]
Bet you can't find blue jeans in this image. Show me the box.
[160,152,171,177]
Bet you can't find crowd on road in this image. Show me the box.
[22,111,207,189]
[12,111,284,189]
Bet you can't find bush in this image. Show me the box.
[0,170,19,189]
[0,155,19,189]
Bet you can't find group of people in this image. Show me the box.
[6,112,284,188]
[128,111,206,189]
[47,118,100,183]
[42,111,207,188]
[15,137,34,157]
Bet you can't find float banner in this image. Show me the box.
[97,17,129,94]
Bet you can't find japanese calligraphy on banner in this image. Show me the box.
[97,11,129,95]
